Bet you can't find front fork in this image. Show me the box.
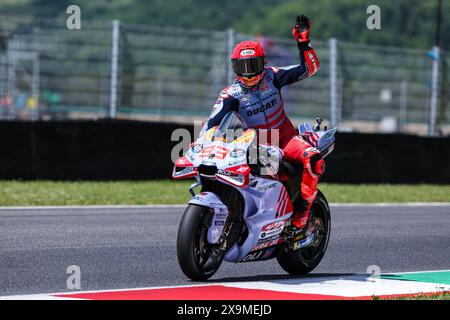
[189,180,201,197]
[188,180,244,252]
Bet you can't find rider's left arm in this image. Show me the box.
[272,15,320,88]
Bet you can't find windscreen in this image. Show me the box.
[217,112,248,142]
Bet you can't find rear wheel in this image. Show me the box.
[276,191,331,275]
[177,204,222,280]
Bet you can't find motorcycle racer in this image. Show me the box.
[204,15,323,238]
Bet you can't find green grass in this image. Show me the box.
[319,184,450,203]
[0,180,449,206]
[373,292,450,300]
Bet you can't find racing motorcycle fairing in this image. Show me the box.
[185,176,295,263]
[172,117,256,188]
[174,112,331,265]
[298,122,337,158]
[172,156,197,179]
[223,177,294,262]
[188,191,229,245]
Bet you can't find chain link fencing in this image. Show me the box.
[0,16,448,135]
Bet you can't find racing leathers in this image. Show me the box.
[205,42,323,231]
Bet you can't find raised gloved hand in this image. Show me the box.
[292,15,311,43]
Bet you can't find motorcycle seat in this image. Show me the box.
[279,160,302,179]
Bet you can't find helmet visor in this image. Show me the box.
[232,57,265,77]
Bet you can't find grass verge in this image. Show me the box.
[373,292,450,300]
[0,181,449,206]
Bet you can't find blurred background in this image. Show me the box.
[1,0,449,136]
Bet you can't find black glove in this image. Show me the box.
[292,15,311,44]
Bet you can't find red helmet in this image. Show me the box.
[231,41,267,87]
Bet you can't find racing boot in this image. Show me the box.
[284,211,316,250]
[288,197,313,240]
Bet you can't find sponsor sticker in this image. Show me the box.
[229,148,246,158]
[257,234,280,245]
[217,169,232,176]
[262,220,285,231]
[234,166,248,174]
[176,157,191,166]
[191,144,203,153]
[258,182,277,192]
[242,247,276,262]
[293,234,314,250]
[240,49,255,56]
[259,83,269,92]
[228,159,246,166]
[241,95,251,103]
[242,250,263,262]
[246,99,277,117]
[259,227,283,240]
[308,52,317,71]
[252,238,281,251]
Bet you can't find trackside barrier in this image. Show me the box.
[0,120,448,183]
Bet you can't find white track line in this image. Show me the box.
[1,270,449,300]
[0,283,223,300]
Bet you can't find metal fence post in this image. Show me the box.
[156,77,165,120]
[109,20,120,119]
[399,80,408,132]
[329,37,338,127]
[226,28,235,85]
[429,46,440,135]
[31,26,40,121]
[7,38,17,119]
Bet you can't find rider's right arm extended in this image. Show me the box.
[205,91,239,130]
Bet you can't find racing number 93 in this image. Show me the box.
[199,145,229,160]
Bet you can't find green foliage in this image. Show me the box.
[1,0,448,49]
[235,0,449,50]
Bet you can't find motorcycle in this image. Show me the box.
[172,112,336,280]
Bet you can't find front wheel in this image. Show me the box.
[177,204,223,281]
[276,190,331,275]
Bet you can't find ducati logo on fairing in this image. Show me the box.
[258,183,276,192]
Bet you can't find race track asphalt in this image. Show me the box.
[1,205,449,296]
